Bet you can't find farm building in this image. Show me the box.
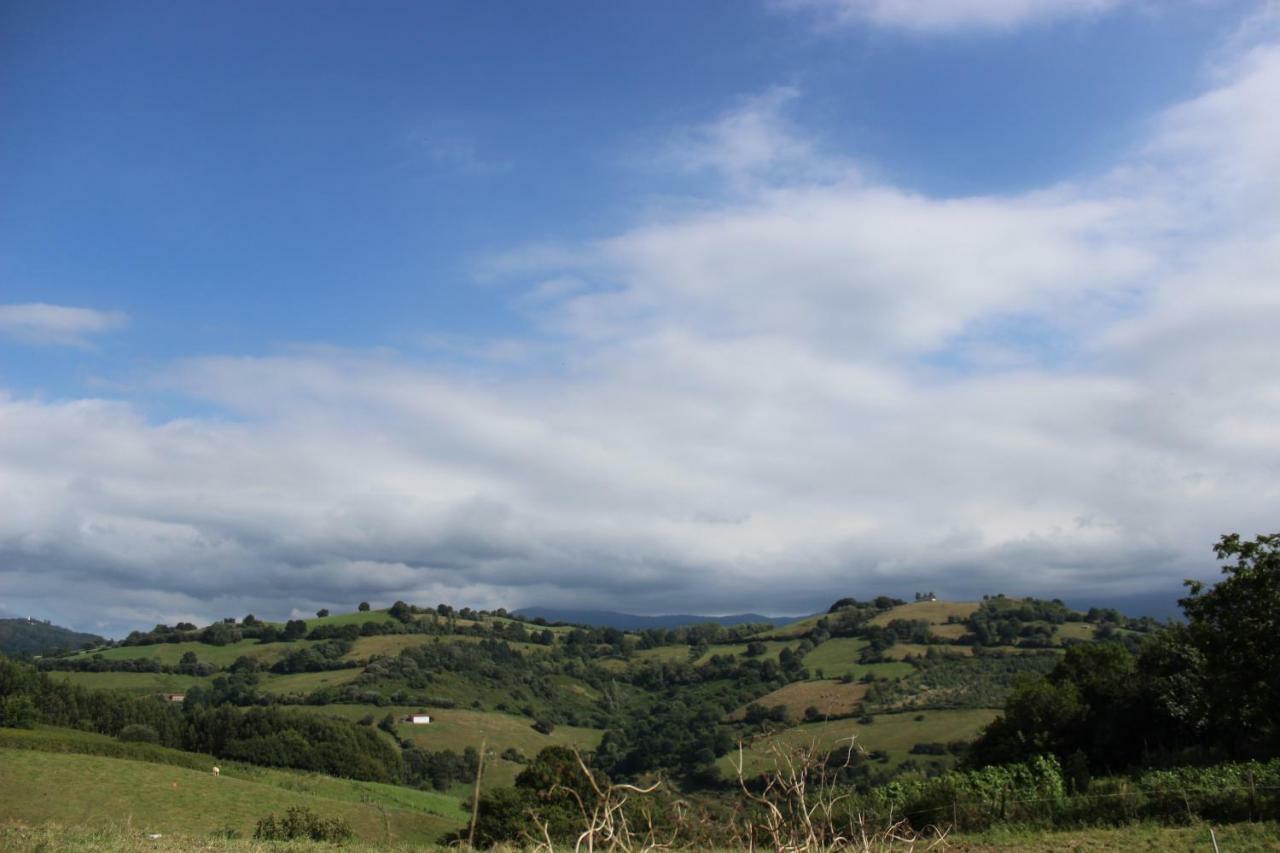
[408,713,432,725]
[161,693,185,703]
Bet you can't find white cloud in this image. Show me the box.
[4,31,1280,634]
[775,0,1130,32]
[661,87,850,186]
[0,303,128,347]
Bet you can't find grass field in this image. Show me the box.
[948,821,1280,851]
[0,726,466,821]
[68,639,313,668]
[340,634,436,660]
[1054,621,1097,642]
[880,643,974,661]
[731,679,869,719]
[929,622,970,640]
[2,819,1280,850]
[802,638,916,680]
[257,668,364,695]
[719,708,999,777]
[0,748,464,844]
[3,818,1278,853]
[868,600,979,628]
[624,639,799,668]
[50,671,213,694]
[301,609,401,631]
[323,626,554,663]
[294,705,604,790]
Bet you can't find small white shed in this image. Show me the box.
[410,713,432,725]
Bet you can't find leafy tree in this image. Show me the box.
[0,694,37,728]
[1181,532,1280,756]
[358,601,371,612]
[315,608,330,618]
[200,621,242,646]
[254,807,351,842]
[118,723,159,743]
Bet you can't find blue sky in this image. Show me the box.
[2,1,1278,633]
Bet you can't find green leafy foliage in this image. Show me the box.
[254,806,352,842]
[970,531,1280,773]
[1181,532,1280,756]
[0,619,103,657]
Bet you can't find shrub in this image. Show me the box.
[118,723,160,744]
[909,741,947,755]
[254,806,352,842]
[0,695,38,729]
[501,746,528,763]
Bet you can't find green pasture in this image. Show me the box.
[49,671,212,695]
[1054,621,1097,642]
[257,668,364,696]
[802,638,914,680]
[68,639,310,668]
[0,747,463,844]
[868,600,979,627]
[719,707,999,778]
[297,705,602,790]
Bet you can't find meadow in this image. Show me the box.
[0,743,464,844]
[718,707,1000,777]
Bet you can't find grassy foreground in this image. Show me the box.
[2,820,1277,851]
[948,821,1280,851]
[0,748,464,845]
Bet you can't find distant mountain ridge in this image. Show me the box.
[512,607,807,631]
[0,618,105,657]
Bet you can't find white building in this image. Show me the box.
[409,713,432,725]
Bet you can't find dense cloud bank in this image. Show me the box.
[3,24,1279,635]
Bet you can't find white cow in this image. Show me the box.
[212,766,220,777]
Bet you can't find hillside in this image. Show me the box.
[31,593,1152,784]
[513,606,802,630]
[2,590,1179,848]
[0,618,104,657]
[0,726,464,843]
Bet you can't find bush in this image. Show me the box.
[0,695,38,729]
[254,806,352,842]
[118,723,159,744]
[909,741,947,755]
[533,718,556,735]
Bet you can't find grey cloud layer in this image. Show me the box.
[3,34,1279,635]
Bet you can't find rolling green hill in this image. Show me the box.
[0,726,466,843]
[10,591,1164,845]
[0,618,104,657]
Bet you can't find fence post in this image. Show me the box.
[1248,770,1257,821]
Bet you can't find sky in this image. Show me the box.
[2,0,1279,635]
